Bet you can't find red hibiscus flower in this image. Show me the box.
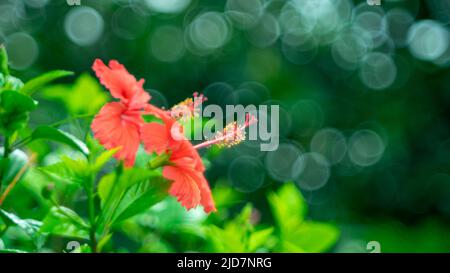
[141,108,217,213]
[91,59,257,213]
[91,59,150,167]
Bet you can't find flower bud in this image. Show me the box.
[41,183,55,200]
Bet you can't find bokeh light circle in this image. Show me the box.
[310,128,347,165]
[359,52,397,90]
[185,12,231,56]
[384,8,414,48]
[151,26,185,63]
[332,31,370,70]
[228,156,265,193]
[354,11,386,48]
[290,100,324,137]
[225,0,263,30]
[112,7,148,40]
[145,0,191,14]
[5,32,39,70]
[24,0,49,8]
[265,143,304,182]
[407,20,449,62]
[203,82,234,108]
[348,129,384,167]
[247,13,280,48]
[147,89,168,109]
[64,6,104,46]
[295,152,331,191]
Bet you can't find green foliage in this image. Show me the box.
[0,149,27,185]
[30,126,89,156]
[0,73,4,87]
[41,74,107,115]
[98,168,169,228]
[0,45,8,76]
[0,209,44,249]
[39,156,90,186]
[21,70,74,96]
[268,183,340,252]
[0,90,37,136]
[1,76,24,91]
[40,206,89,240]
[206,205,274,252]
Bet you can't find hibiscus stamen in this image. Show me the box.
[193,114,258,150]
[170,92,207,121]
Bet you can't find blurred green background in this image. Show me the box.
[2,0,450,253]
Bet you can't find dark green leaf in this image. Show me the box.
[0,90,37,112]
[39,156,89,186]
[31,126,89,156]
[98,168,169,227]
[40,206,89,240]
[0,91,37,135]
[0,209,45,248]
[21,70,74,95]
[113,177,169,224]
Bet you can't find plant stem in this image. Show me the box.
[3,136,10,159]
[87,173,98,253]
[148,152,172,170]
[0,154,36,207]
[49,113,95,128]
[10,136,31,151]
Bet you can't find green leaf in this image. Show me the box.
[0,149,27,184]
[98,168,169,227]
[0,91,37,135]
[40,206,89,240]
[290,222,340,253]
[0,90,37,112]
[206,204,272,253]
[39,156,89,186]
[0,249,28,253]
[92,147,120,172]
[268,183,307,233]
[97,173,115,207]
[97,233,112,252]
[267,183,340,253]
[31,126,89,156]
[113,177,169,224]
[41,74,107,115]
[3,76,24,91]
[248,227,274,252]
[0,209,45,248]
[0,45,8,76]
[21,70,74,95]
[0,73,4,87]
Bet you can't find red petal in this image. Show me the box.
[92,59,150,108]
[91,102,142,167]
[164,166,201,210]
[163,163,216,213]
[141,122,169,155]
